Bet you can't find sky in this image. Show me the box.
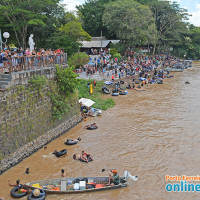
[61,0,200,27]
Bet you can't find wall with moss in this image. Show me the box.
[0,85,80,161]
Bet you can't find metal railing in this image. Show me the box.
[1,53,67,74]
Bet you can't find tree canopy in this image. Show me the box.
[0,0,65,48]
[76,0,114,38]
[102,0,156,48]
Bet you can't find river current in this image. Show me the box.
[0,63,200,200]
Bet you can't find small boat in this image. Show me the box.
[26,171,138,194]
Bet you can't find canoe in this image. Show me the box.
[26,176,128,194]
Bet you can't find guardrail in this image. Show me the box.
[2,53,67,74]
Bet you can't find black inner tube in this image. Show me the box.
[55,149,67,157]
[27,189,46,200]
[79,157,93,162]
[10,187,28,198]
[86,126,98,130]
[65,140,78,145]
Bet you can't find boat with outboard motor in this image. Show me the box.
[25,171,138,194]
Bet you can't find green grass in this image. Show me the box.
[76,79,116,110]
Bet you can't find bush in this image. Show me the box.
[55,64,79,95]
[68,52,90,68]
[113,53,121,62]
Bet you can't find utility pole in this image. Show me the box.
[101,30,102,52]
[0,29,2,51]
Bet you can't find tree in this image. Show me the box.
[102,0,156,51]
[45,33,80,56]
[76,0,115,38]
[59,13,91,41]
[137,0,190,54]
[0,0,64,48]
[68,52,90,68]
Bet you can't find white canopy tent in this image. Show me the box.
[79,98,95,108]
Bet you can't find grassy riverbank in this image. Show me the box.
[76,79,115,110]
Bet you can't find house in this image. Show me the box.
[80,37,120,54]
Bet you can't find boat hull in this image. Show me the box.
[26,177,128,194]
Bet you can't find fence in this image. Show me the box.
[2,53,67,74]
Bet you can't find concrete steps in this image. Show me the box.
[0,74,12,89]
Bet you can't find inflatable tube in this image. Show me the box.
[55,149,67,157]
[65,139,78,145]
[112,93,119,96]
[157,80,163,84]
[120,80,124,84]
[113,83,120,87]
[86,126,98,130]
[27,189,46,200]
[119,92,126,95]
[139,77,146,81]
[10,187,28,198]
[104,81,113,85]
[79,158,93,163]
[102,87,111,94]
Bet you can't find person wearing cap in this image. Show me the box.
[109,170,120,186]
[32,189,45,198]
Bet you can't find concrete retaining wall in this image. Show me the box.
[0,85,81,174]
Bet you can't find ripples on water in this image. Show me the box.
[1,64,200,200]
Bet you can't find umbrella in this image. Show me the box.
[79,98,95,107]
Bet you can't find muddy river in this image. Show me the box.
[1,63,200,200]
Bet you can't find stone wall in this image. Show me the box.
[0,85,81,174]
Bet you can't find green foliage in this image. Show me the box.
[110,48,118,58]
[55,64,79,95]
[28,75,48,91]
[76,79,116,110]
[0,0,65,48]
[102,0,156,47]
[46,32,80,56]
[49,88,70,120]
[59,12,91,41]
[76,0,114,38]
[68,52,90,68]
[113,53,121,62]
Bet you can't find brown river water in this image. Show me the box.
[1,63,200,200]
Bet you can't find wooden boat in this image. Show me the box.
[26,176,128,194]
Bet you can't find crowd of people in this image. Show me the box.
[77,53,181,84]
[0,48,66,73]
